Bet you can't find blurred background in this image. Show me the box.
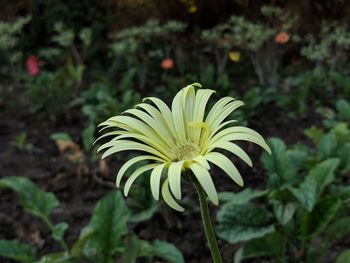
[1,0,350,262]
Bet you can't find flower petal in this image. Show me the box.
[161,178,185,212]
[168,160,185,199]
[124,164,158,196]
[172,90,187,143]
[150,163,166,200]
[205,152,244,187]
[99,140,169,160]
[143,97,179,142]
[193,155,210,169]
[208,141,253,167]
[116,155,162,187]
[212,133,271,154]
[190,162,219,205]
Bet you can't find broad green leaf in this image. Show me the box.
[235,232,284,262]
[273,202,297,225]
[304,126,324,144]
[129,202,159,222]
[218,188,267,203]
[0,240,36,262]
[288,175,317,212]
[147,240,184,263]
[82,191,131,263]
[308,158,339,196]
[336,250,350,263]
[52,222,69,243]
[336,99,350,120]
[301,198,341,237]
[261,138,288,184]
[323,217,350,246]
[82,125,95,151]
[37,252,72,263]
[317,133,337,159]
[122,235,142,263]
[216,203,275,243]
[70,227,95,259]
[0,176,59,220]
[338,144,350,172]
[50,132,73,141]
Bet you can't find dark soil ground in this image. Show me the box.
[1,85,349,263]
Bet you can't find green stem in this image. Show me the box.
[193,180,223,263]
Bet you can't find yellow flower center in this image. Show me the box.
[170,142,200,161]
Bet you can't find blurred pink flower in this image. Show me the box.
[275,32,290,44]
[26,55,41,76]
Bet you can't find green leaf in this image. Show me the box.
[301,198,342,237]
[273,202,297,225]
[336,250,350,263]
[304,126,324,144]
[235,232,284,262]
[261,138,288,183]
[323,217,350,246]
[122,235,142,263]
[82,125,95,151]
[52,222,69,243]
[148,240,184,263]
[37,252,72,263]
[50,132,73,141]
[82,191,131,263]
[288,175,317,212]
[0,240,36,262]
[317,133,337,159]
[216,203,275,243]
[336,99,350,120]
[218,188,267,203]
[70,227,95,259]
[308,158,340,196]
[129,202,159,222]
[0,176,59,221]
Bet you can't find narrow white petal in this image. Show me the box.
[124,164,158,196]
[205,152,244,187]
[150,163,166,200]
[161,178,185,212]
[208,141,253,167]
[193,155,210,170]
[168,160,185,199]
[190,162,219,205]
[116,155,162,187]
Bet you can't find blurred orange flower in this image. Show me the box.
[161,58,174,70]
[275,32,290,44]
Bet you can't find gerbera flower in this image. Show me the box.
[96,83,270,211]
[275,32,290,44]
[161,58,174,70]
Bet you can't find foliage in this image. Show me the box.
[0,16,31,76]
[217,118,350,263]
[0,177,184,263]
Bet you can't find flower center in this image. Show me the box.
[170,142,200,161]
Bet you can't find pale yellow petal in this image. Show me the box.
[150,163,167,200]
[124,164,158,196]
[190,162,218,205]
[205,152,244,187]
[116,155,162,187]
[207,141,253,167]
[168,160,185,199]
[161,178,185,212]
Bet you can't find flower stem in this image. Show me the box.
[193,179,223,263]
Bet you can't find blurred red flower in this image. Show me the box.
[275,32,290,44]
[26,55,41,76]
[161,58,174,70]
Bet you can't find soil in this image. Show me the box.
[0,85,348,263]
